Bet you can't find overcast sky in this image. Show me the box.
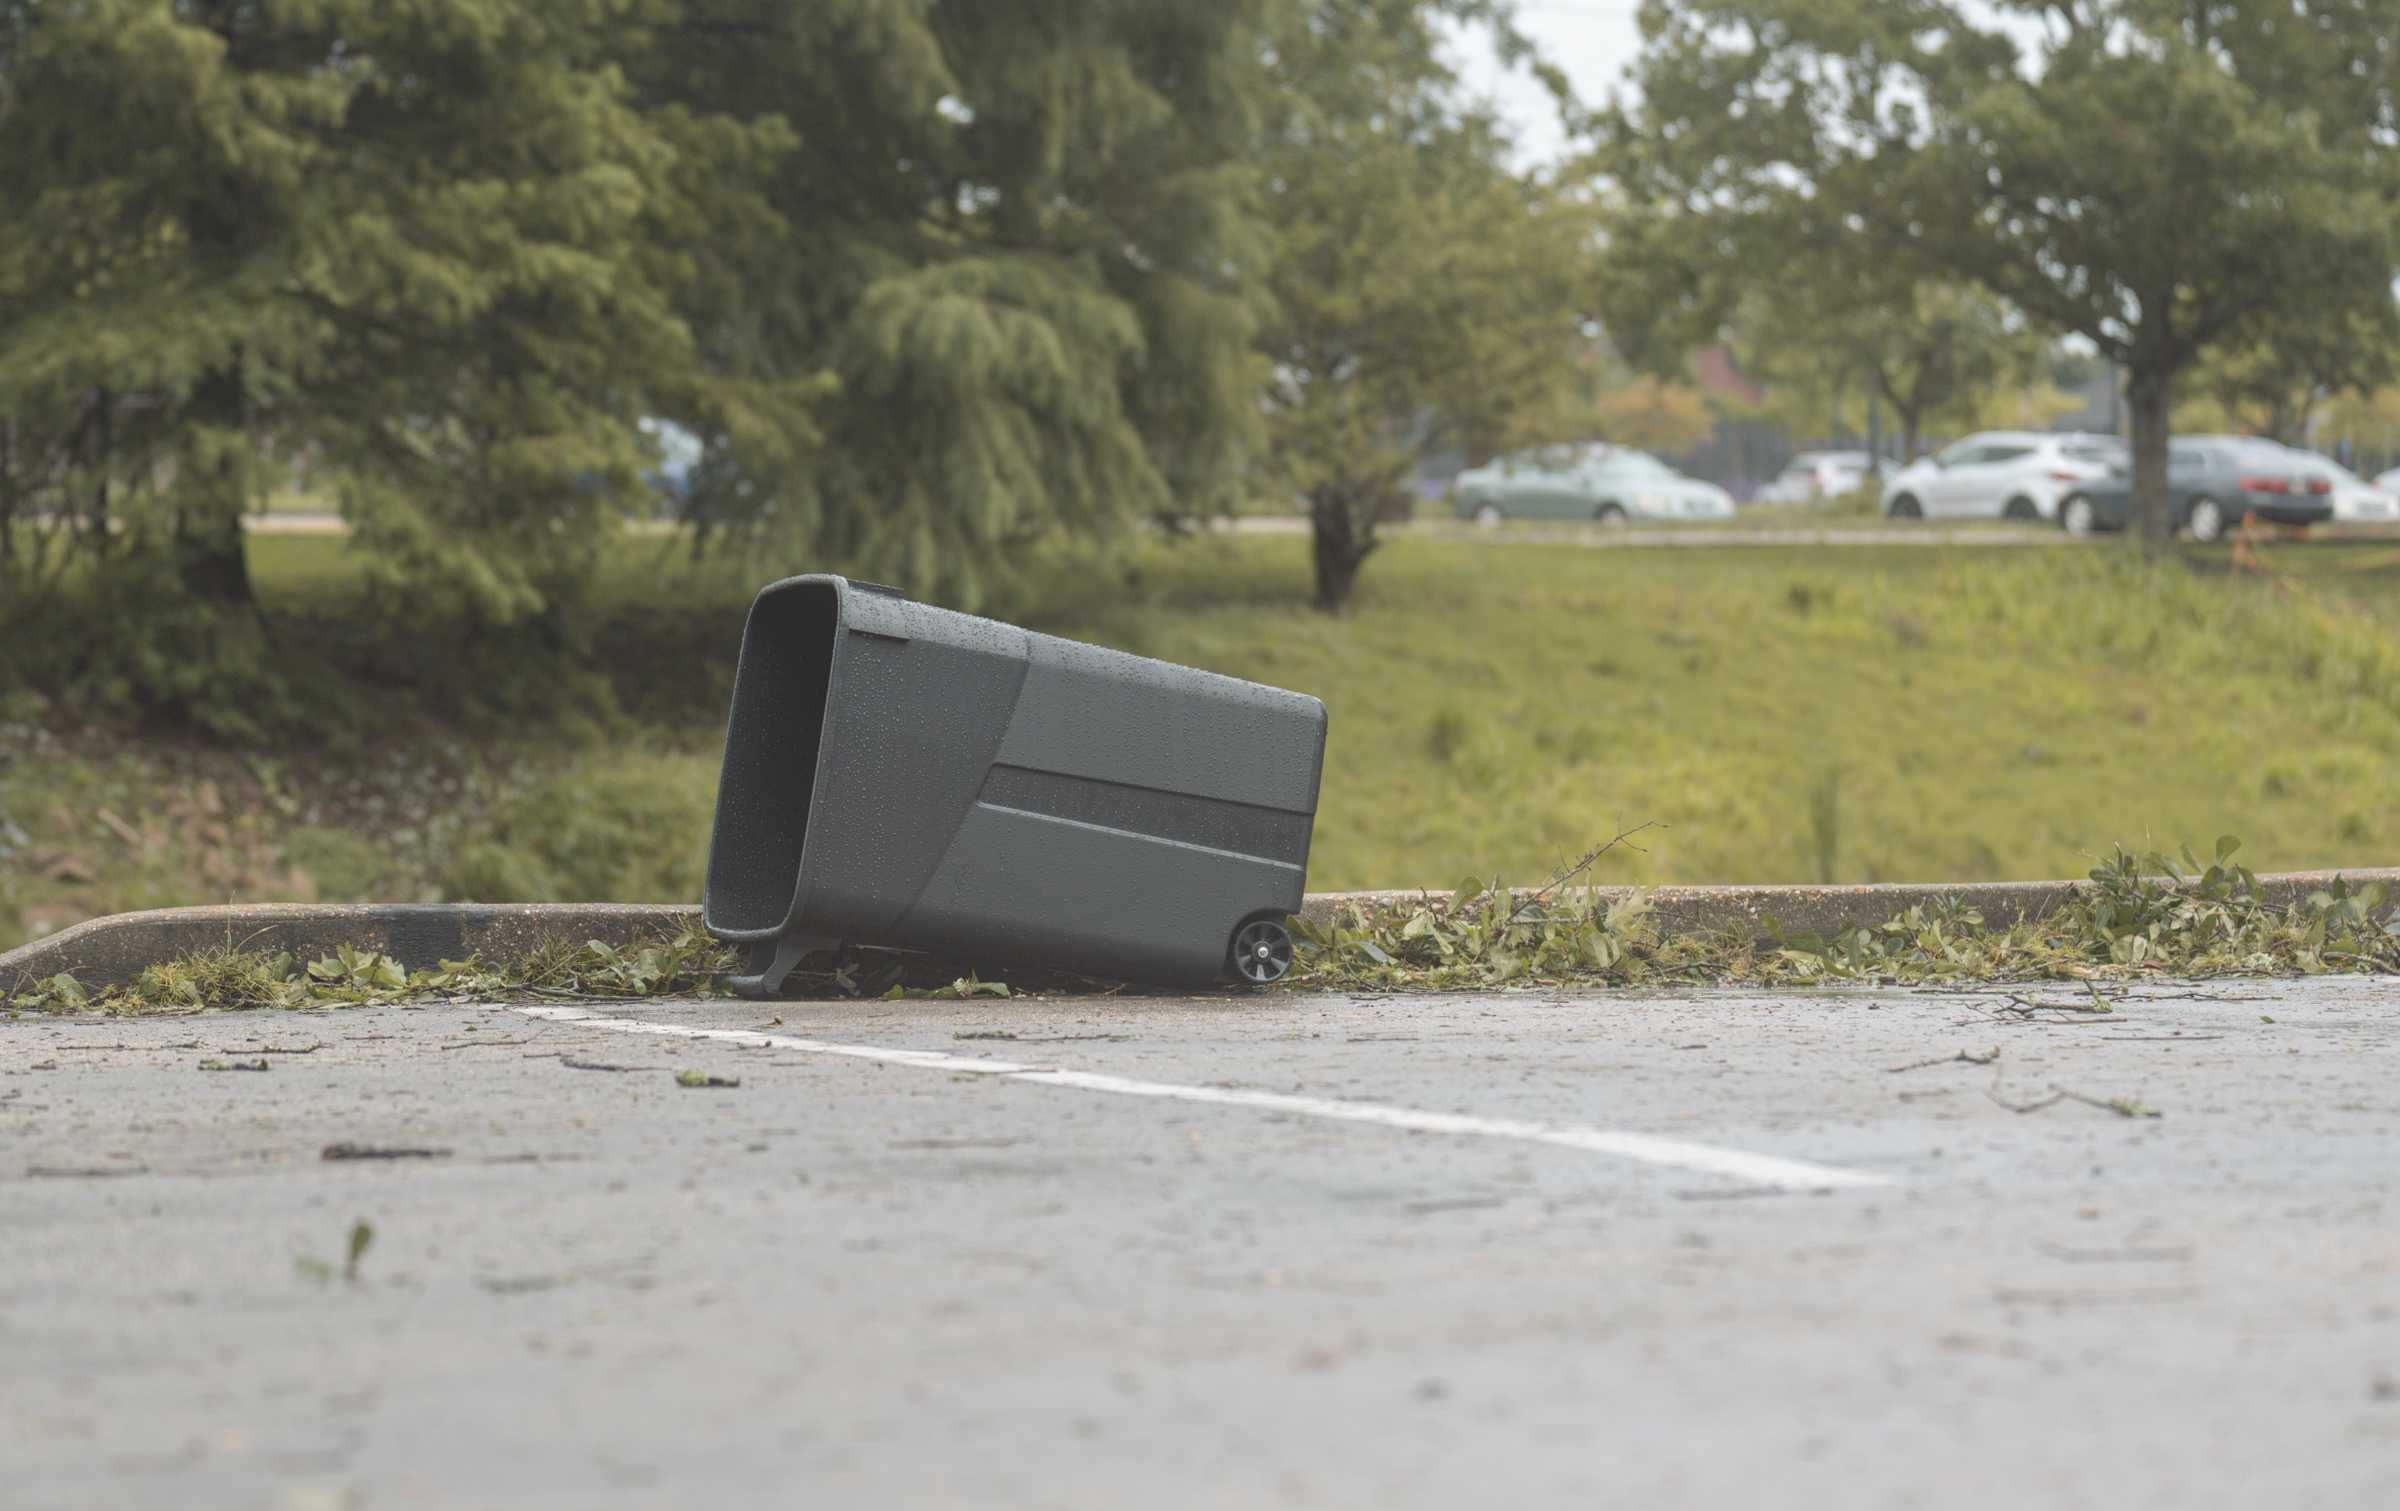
[1453,1,1649,166]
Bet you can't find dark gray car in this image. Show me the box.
[2056,436,2333,542]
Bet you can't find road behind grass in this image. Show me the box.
[6,979,2398,1508]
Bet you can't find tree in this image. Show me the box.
[1589,371,1716,456]
[1606,0,2400,552]
[2171,294,2399,442]
[1728,281,2053,462]
[0,2,729,619]
[1255,0,1594,610]
[631,0,1274,608]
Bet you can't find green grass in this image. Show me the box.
[1009,535,2400,890]
[6,529,2400,951]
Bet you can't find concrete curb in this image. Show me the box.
[8,869,2396,994]
[0,904,697,995]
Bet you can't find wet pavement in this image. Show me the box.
[6,978,2398,1508]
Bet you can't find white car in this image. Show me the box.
[2291,452,2399,523]
[1881,431,2126,521]
[1755,450,1887,505]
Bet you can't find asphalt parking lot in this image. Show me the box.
[6,978,2399,1509]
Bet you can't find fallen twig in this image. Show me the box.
[1503,821,1661,928]
[321,1143,450,1161]
[1886,1046,2001,1073]
[1988,1081,2163,1118]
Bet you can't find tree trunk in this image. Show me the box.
[2125,365,2174,557]
[177,362,257,607]
[1308,483,1378,613]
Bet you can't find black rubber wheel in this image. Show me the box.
[2059,494,2098,537]
[1887,494,1923,520]
[1595,502,1628,526]
[2002,495,2040,521]
[1230,917,1293,985]
[2186,496,2229,544]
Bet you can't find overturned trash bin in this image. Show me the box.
[703,575,1327,997]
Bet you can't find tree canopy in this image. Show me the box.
[1606,0,2400,547]
[1255,0,1594,610]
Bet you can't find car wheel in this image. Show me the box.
[2186,496,2228,544]
[1472,503,1505,528]
[1886,494,1923,520]
[1594,502,1628,527]
[2059,494,2098,538]
[2002,495,2040,521]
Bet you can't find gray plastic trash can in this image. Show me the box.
[703,575,1327,997]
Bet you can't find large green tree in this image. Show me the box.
[1256,0,1594,610]
[1606,0,2400,550]
[1747,284,2053,464]
[634,0,1274,606]
[0,1,730,626]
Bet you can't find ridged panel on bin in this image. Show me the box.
[992,636,1325,816]
[900,802,1304,982]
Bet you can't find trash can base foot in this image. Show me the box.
[727,933,836,999]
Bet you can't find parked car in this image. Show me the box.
[1880,431,2125,521]
[2052,436,2331,542]
[1452,445,1734,524]
[1755,450,1887,505]
[2281,451,2398,524]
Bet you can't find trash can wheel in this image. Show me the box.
[1230,917,1294,985]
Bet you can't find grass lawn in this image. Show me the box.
[1018,534,2400,890]
[6,529,2398,949]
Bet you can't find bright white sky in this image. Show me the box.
[1453,1,1649,166]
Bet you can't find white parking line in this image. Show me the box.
[514,1005,1896,1192]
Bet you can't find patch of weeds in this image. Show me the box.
[8,973,87,1013]
[1292,827,1662,989]
[132,945,314,1013]
[1425,707,1472,764]
[1292,834,2400,991]
[295,1219,376,1285]
[198,1057,270,1072]
[674,1069,740,1089]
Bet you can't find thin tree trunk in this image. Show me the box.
[177,362,257,607]
[2125,365,2174,558]
[1309,483,1378,613]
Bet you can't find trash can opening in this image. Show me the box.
[705,580,837,937]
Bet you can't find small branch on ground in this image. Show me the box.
[1987,1081,2163,1118]
[1885,1047,2000,1073]
[1504,821,1661,928]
